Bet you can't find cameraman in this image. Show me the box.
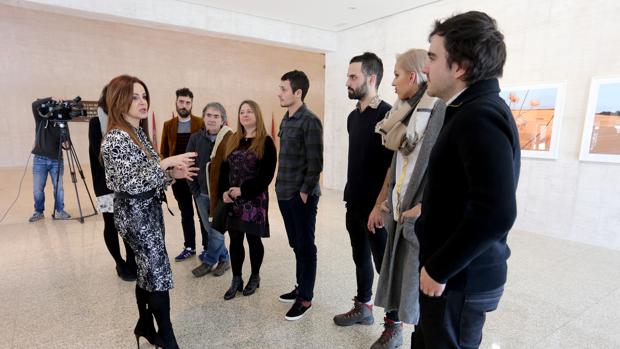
[29,97,72,222]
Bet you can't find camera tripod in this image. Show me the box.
[52,121,97,223]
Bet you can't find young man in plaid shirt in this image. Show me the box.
[275,70,323,321]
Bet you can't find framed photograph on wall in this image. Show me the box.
[499,82,566,159]
[579,76,620,163]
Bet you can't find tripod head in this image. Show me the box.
[50,120,71,140]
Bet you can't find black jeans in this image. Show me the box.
[278,194,319,302]
[345,204,387,303]
[171,179,207,250]
[412,286,504,349]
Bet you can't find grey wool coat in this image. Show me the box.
[374,98,445,324]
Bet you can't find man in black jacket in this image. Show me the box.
[413,11,521,348]
[29,97,72,222]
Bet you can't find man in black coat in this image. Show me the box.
[413,11,521,349]
[29,97,72,222]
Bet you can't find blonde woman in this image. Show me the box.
[371,49,446,349]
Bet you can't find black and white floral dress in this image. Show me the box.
[101,127,174,292]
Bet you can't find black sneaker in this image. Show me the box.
[175,247,196,261]
[285,300,312,321]
[279,285,298,303]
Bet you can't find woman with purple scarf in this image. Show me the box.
[219,100,277,300]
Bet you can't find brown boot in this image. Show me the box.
[333,297,374,326]
[370,317,403,349]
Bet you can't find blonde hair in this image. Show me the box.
[396,49,429,84]
[224,100,268,159]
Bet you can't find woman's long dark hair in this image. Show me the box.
[105,75,152,158]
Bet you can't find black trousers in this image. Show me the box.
[345,204,387,303]
[171,179,207,250]
[412,287,504,349]
[278,194,319,302]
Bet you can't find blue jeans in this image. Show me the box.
[194,193,229,265]
[412,286,504,349]
[32,155,64,213]
[278,194,319,302]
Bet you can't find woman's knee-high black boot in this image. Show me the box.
[149,290,179,349]
[134,286,161,348]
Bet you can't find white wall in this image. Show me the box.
[323,0,620,249]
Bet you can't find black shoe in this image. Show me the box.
[117,263,137,282]
[134,286,162,348]
[224,276,244,300]
[242,274,260,296]
[279,285,298,303]
[285,299,312,321]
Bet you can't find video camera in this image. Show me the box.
[37,96,88,122]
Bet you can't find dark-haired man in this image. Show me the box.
[333,52,393,332]
[276,70,323,321]
[188,102,232,278]
[413,11,521,348]
[160,88,207,262]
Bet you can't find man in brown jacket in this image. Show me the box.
[160,87,206,261]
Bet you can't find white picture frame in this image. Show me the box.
[499,82,566,159]
[579,76,620,163]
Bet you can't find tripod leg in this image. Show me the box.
[53,135,64,218]
[66,147,85,223]
[53,123,98,223]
